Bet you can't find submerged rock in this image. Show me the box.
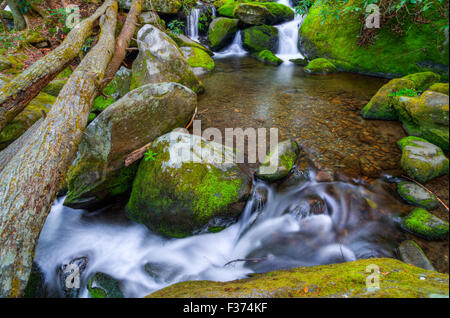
[208,17,239,51]
[181,47,215,76]
[131,24,203,94]
[256,139,299,182]
[147,258,449,297]
[304,58,337,75]
[398,240,435,271]
[397,136,449,183]
[87,273,124,298]
[24,263,46,298]
[254,50,282,66]
[402,208,449,240]
[58,257,88,298]
[397,181,439,210]
[126,131,251,238]
[241,24,279,53]
[65,83,196,210]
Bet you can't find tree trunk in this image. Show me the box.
[6,0,26,30]
[0,0,113,134]
[100,0,143,91]
[0,0,117,298]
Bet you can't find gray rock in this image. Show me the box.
[256,139,299,182]
[398,240,435,271]
[397,181,439,210]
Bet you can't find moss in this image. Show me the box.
[234,2,294,25]
[57,67,73,79]
[169,33,214,56]
[254,49,282,65]
[42,79,66,96]
[92,81,118,113]
[242,24,278,53]
[218,1,240,17]
[208,226,226,233]
[183,47,215,71]
[402,72,440,92]
[299,0,449,78]
[147,258,449,298]
[428,83,449,95]
[208,17,239,50]
[403,208,449,240]
[87,273,124,298]
[304,58,337,74]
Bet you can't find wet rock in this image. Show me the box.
[64,83,196,210]
[428,83,449,95]
[181,47,215,76]
[87,272,124,298]
[394,90,449,151]
[256,139,299,182]
[147,258,449,298]
[24,263,46,298]
[315,170,333,182]
[242,25,279,53]
[402,208,449,240]
[131,24,203,94]
[304,58,338,75]
[126,131,251,237]
[402,72,441,92]
[234,2,294,25]
[58,257,88,298]
[253,50,282,66]
[398,240,435,271]
[398,137,449,183]
[139,11,165,28]
[289,57,308,66]
[144,263,184,284]
[208,17,239,51]
[169,33,213,56]
[397,181,439,210]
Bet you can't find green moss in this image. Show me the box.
[242,24,278,53]
[208,226,226,233]
[218,1,240,17]
[402,72,440,92]
[304,58,337,74]
[183,47,215,71]
[397,181,439,210]
[92,81,118,113]
[87,273,124,298]
[428,83,449,95]
[403,208,449,240]
[42,79,66,96]
[254,49,282,65]
[147,258,449,298]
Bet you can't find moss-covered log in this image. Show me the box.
[0,0,117,298]
[0,0,113,133]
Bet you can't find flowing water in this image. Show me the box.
[275,0,305,62]
[186,7,201,42]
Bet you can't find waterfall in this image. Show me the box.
[275,0,305,63]
[213,32,247,58]
[186,7,201,42]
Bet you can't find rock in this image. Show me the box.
[402,208,449,240]
[0,92,55,150]
[234,2,294,25]
[218,1,240,18]
[397,136,449,183]
[119,0,181,14]
[397,181,439,210]
[126,131,251,237]
[256,139,299,182]
[289,57,308,66]
[139,11,165,28]
[64,83,196,209]
[254,50,282,66]
[361,78,415,120]
[181,47,215,76]
[208,17,239,51]
[428,83,449,95]
[92,68,132,114]
[304,58,337,75]
[131,24,203,94]
[147,258,449,297]
[241,24,278,53]
[169,33,214,56]
[58,257,88,298]
[42,79,67,97]
[402,72,440,92]
[394,91,449,151]
[24,30,49,47]
[87,273,124,298]
[24,263,46,298]
[398,240,435,271]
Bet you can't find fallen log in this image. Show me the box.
[0,0,117,297]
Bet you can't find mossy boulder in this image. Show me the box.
[64,83,197,210]
[398,137,449,183]
[398,240,435,271]
[397,181,439,210]
[428,83,449,95]
[131,24,204,94]
[402,208,449,241]
[208,17,239,51]
[256,139,299,181]
[169,33,214,56]
[87,273,124,298]
[289,57,308,66]
[299,0,449,79]
[241,24,278,53]
[119,0,181,13]
[402,72,441,92]
[254,49,282,65]
[394,90,449,150]
[181,47,215,76]
[126,131,251,238]
[147,258,449,298]
[139,11,166,29]
[0,55,23,73]
[234,2,294,25]
[0,92,55,150]
[304,58,337,75]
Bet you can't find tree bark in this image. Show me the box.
[0,0,113,134]
[0,0,117,298]
[6,0,26,30]
[100,0,143,91]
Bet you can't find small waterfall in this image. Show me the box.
[213,32,247,58]
[275,0,305,63]
[186,7,201,42]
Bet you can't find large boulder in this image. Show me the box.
[64,83,197,209]
[394,90,449,151]
[131,24,203,94]
[147,258,449,297]
[234,2,294,25]
[397,137,449,183]
[428,83,449,95]
[181,47,215,76]
[208,17,239,51]
[119,0,182,14]
[241,24,278,53]
[126,130,251,238]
